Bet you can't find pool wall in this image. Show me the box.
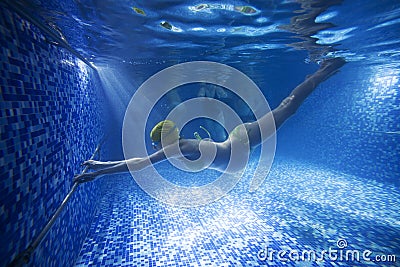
[277,65,400,186]
[0,8,106,267]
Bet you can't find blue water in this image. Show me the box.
[22,0,400,67]
[1,0,400,266]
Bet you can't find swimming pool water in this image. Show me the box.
[1,0,399,266]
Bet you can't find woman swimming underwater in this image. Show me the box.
[74,57,346,183]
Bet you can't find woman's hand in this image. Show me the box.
[82,160,104,170]
[74,172,97,184]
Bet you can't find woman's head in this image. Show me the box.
[150,120,180,150]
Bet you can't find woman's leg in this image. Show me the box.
[272,57,346,129]
[240,57,346,148]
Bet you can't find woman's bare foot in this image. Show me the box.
[82,160,106,170]
[319,57,346,78]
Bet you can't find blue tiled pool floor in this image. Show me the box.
[75,158,399,266]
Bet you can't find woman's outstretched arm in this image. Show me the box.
[73,149,169,183]
[73,140,199,183]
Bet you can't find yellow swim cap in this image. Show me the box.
[150,120,180,144]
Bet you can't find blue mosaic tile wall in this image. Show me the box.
[0,7,105,267]
[277,63,400,186]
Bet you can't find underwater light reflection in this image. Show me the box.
[370,68,399,99]
[97,66,136,120]
[77,60,89,92]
